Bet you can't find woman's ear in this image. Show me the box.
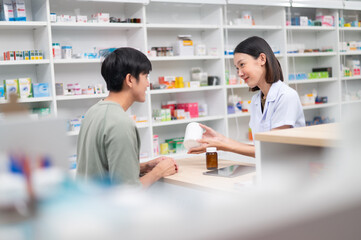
[259,53,267,66]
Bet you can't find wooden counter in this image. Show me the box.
[254,123,339,147]
[163,156,255,193]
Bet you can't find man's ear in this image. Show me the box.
[124,73,133,88]
[259,53,267,66]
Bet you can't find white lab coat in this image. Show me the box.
[249,80,305,140]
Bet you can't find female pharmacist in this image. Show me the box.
[188,36,305,157]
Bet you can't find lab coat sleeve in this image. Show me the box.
[271,90,303,129]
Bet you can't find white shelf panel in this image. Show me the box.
[136,122,150,128]
[342,99,361,105]
[0,60,50,66]
[339,51,361,56]
[288,78,337,84]
[149,56,220,61]
[150,0,226,4]
[146,23,219,30]
[51,22,143,30]
[225,54,283,59]
[67,131,79,136]
[80,0,148,3]
[287,52,336,57]
[54,59,102,64]
[339,27,361,31]
[150,86,223,94]
[0,97,53,104]
[286,26,336,31]
[344,1,361,11]
[227,0,290,6]
[302,103,338,110]
[0,21,47,30]
[291,0,343,9]
[56,94,108,101]
[227,112,250,118]
[225,25,282,30]
[341,76,361,81]
[152,115,224,127]
[226,84,249,89]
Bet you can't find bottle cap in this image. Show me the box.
[206,147,217,153]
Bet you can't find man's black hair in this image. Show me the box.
[101,47,152,92]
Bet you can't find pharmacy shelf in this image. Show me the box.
[227,0,290,7]
[0,97,53,104]
[339,27,361,31]
[148,56,220,61]
[227,112,251,118]
[339,51,361,56]
[51,22,143,30]
[291,0,343,9]
[0,21,47,30]
[288,78,337,84]
[150,86,223,94]
[226,84,249,89]
[342,99,361,105]
[287,52,336,57]
[341,76,361,81]
[146,23,219,30]
[53,59,102,64]
[302,103,338,110]
[224,54,283,59]
[152,115,224,127]
[286,26,336,31]
[66,122,148,137]
[56,94,108,101]
[0,60,50,66]
[225,25,282,30]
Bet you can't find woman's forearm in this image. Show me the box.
[221,137,255,158]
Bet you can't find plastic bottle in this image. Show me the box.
[52,43,61,59]
[206,147,218,170]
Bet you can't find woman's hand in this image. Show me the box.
[187,124,227,154]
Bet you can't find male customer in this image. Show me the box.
[77,47,178,187]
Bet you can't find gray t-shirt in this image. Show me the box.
[76,101,141,186]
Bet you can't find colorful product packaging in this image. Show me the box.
[18,78,32,98]
[12,0,26,21]
[4,79,19,99]
[33,83,50,97]
[0,85,4,99]
[0,1,15,21]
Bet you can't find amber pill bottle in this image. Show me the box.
[206,147,218,170]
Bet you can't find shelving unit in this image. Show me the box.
[1,0,360,163]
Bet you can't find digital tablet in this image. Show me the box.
[203,165,255,178]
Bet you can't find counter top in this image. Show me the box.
[254,123,339,147]
[162,156,255,193]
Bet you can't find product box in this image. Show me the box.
[0,0,15,21]
[15,50,23,60]
[76,15,87,23]
[12,0,26,21]
[300,16,308,26]
[174,35,194,56]
[0,85,4,99]
[23,50,29,60]
[4,79,19,99]
[50,12,56,22]
[55,83,64,95]
[18,78,32,98]
[316,15,334,27]
[33,82,50,97]
[30,50,35,60]
[185,102,199,118]
[312,67,332,78]
[92,13,109,23]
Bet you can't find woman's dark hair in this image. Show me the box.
[234,36,283,91]
[101,47,152,92]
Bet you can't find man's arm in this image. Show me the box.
[140,158,178,188]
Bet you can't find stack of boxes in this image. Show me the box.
[0,0,26,21]
[1,78,49,100]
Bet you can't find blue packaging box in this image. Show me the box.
[33,83,50,97]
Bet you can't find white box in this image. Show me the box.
[12,0,26,21]
[1,1,14,21]
[76,15,87,23]
[300,16,308,26]
[174,39,194,56]
[92,13,109,23]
